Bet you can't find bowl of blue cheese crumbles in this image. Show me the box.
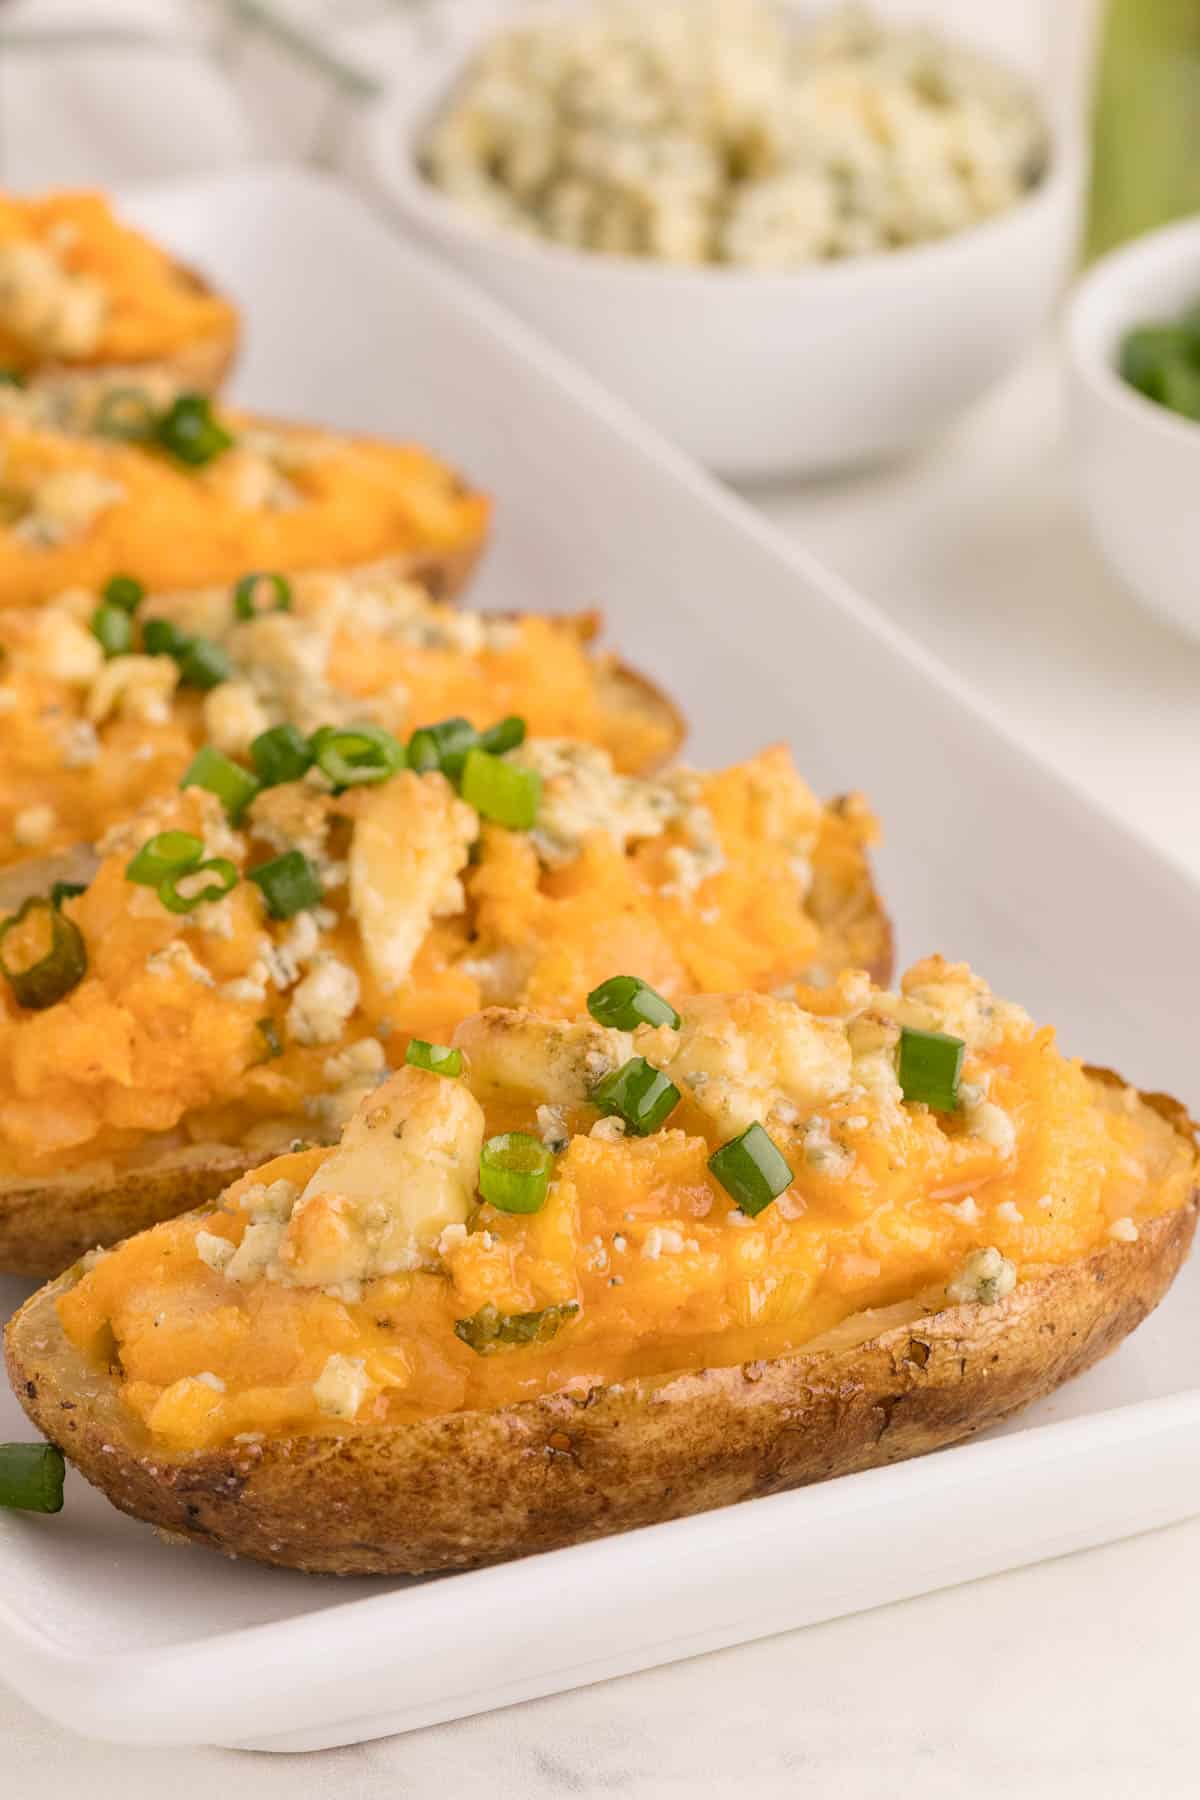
[360,0,1083,475]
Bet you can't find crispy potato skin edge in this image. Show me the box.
[6,1074,1195,1576]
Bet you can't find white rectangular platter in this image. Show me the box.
[1,167,1199,1754]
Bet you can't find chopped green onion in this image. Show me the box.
[50,881,85,908]
[92,386,157,442]
[125,830,204,887]
[708,1123,793,1218]
[587,974,680,1032]
[405,1038,463,1078]
[407,715,478,777]
[251,722,314,788]
[454,1300,580,1356]
[142,617,190,659]
[591,1056,680,1136]
[0,369,26,390]
[479,715,526,756]
[177,636,231,691]
[311,722,406,789]
[460,747,541,830]
[0,1443,65,1513]
[90,603,132,659]
[155,392,233,466]
[102,574,144,614]
[478,1131,554,1214]
[0,897,87,1010]
[256,1017,284,1060]
[248,849,322,919]
[157,857,239,915]
[180,745,260,823]
[233,571,292,621]
[897,1026,965,1112]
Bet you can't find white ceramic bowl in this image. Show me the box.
[356,52,1083,480]
[1065,217,1200,641]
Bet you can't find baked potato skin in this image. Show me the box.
[0,1145,268,1280]
[7,1074,1194,1576]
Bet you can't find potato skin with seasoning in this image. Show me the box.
[6,1071,1195,1577]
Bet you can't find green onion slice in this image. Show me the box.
[0,897,87,1010]
[460,747,541,830]
[0,369,27,390]
[248,849,322,919]
[126,830,204,887]
[478,1131,555,1214]
[587,974,680,1032]
[0,1443,65,1513]
[50,881,86,908]
[256,1016,284,1060]
[407,715,478,777]
[180,745,260,823]
[454,1300,580,1356]
[142,617,190,659]
[251,722,314,788]
[479,715,527,756]
[311,722,406,789]
[591,1056,680,1136]
[92,386,157,442]
[157,857,239,915]
[90,603,133,659]
[155,392,233,466]
[405,1038,463,1078]
[708,1122,793,1218]
[233,571,293,621]
[102,574,144,614]
[896,1026,965,1112]
[177,636,231,691]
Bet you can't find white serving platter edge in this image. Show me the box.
[0,167,1197,1753]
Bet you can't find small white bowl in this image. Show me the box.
[356,55,1083,480]
[1065,217,1200,641]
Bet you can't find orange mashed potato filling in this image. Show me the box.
[0,583,677,865]
[59,959,1196,1445]
[0,748,880,1179]
[0,190,236,372]
[0,414,488,605]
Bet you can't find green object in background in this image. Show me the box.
[1087,0,1200,259]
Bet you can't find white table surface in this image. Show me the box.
[5,338,1199,1795]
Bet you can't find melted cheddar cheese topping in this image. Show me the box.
[0,190,235,370]
[60,959,1195,1447]
[0,413,488,605]
[0,573,676,865]
[0,745,878,1178]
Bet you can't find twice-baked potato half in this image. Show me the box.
[8,959,1196,1574]
[0,737,887,1274]
[0,404,488,607]
[0,190,237,393]
[0,571,682,870]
